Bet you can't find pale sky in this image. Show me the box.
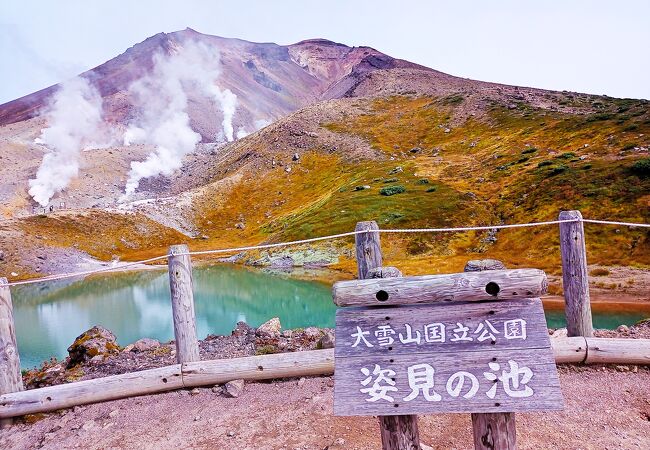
[2,0,649,104]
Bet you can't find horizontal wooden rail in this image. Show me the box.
[1,338,648,419]
[332,269,548,306]
[0,350,334,418]
[183,349,334,386]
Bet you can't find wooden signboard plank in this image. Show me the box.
[333,269,548,307]
[334,347,562,416]
[334,299,562,417]
[335,299,548,357]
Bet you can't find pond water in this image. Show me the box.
[10,265,649,369]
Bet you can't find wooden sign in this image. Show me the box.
[332,268,548,307]
[333,297,563,416]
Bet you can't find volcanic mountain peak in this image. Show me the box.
[0,30,415,134]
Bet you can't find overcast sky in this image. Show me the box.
[2,0,649,104]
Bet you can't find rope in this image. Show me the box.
[1,217,647,288]
[582,219,650,228]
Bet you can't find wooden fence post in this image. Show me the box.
[354,221,420,450]
[558,210,593,337]
[0,277,23,428]
[168,245,200,363]
[466,261,516,450]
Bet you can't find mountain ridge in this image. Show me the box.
[0,29,648,287]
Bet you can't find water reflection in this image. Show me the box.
[11,265,648,369]
[12,266,335,369]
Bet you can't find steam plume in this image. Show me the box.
[122,40,237,199]
[28,77,103,207]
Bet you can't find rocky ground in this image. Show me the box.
[1,319,649,449]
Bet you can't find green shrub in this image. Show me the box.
[630,158,650,178]
[537,160,553,168]
[516,157,530,164]
[586,112,614,122]
[623,124,639,132]
[590,268,610,277]
[426,186,437,193]
[416,178,430,185]
[383,212,405,222]
[582,164,592,170]
[380,185,406,196]
[522,147,538,154]
[548,165,568,176]
[556,152,576,159]
[442,94,464,105]
[256,345,279,355]
[383,178,398,183]
[621,143,637,151]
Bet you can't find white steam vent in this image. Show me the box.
[121,40,237,200]
[28,77,104,207]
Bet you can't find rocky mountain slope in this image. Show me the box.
[0,30,648,284]
[0,28,425,137]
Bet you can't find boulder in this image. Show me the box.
[257,317,282,337]
[0,250,4,261]
[66,326,119,368]
[367,266,403,279]
[551,328,568,338]
[231,321,253,338]
[132,338,160,352]
[224,379,245,398]
[316,330,335,349]
[463,259,506,272]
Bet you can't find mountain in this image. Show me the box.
[0,29,648,291]
[0,28,426,138]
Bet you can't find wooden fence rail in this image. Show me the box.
[0,210,640,425]
[0,338,649,419]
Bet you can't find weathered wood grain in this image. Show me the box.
[332,269,548,307]
[333,349,563,416]
[378,415,421,450]
[355,221,383,279]
[0,278,22,428]
[584,337,650,365]
[559,210,594,337]
[335,299,549,357]
[0,364,183,418]
[168,244,200,363]
[0,338,647,419]
[353,222,420,450]
[551,337,587,363]
[182,349,335,386]
[471,412,517,450]
[468,261,517,450]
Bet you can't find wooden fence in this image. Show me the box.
[0,210,649,427]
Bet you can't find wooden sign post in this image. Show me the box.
[334,222,563,450]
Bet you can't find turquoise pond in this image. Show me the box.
[9,265,649,369]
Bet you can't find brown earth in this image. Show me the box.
[2,322,649,449]
[2,366,650,450]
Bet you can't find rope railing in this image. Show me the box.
[2,217,648,287]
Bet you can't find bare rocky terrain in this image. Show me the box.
[1,320,649,450]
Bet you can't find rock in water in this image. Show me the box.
[224,379,245,398]
[257,317,282,337]
[132,338,161,352]
[66,325,119,368]
[463,259,506,272]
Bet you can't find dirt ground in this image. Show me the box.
[1,365,649,450]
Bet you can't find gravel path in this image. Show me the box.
[1,365,649,450]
